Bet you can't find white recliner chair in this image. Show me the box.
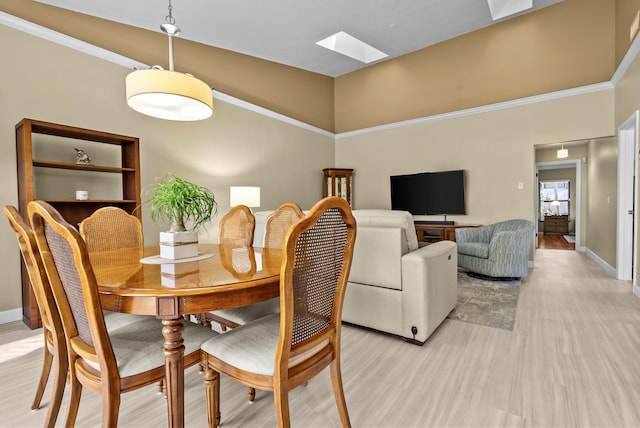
[341,209,458,344]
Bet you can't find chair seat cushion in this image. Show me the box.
[104,311,149,330]
[106,318,216,378]
[457,242,489,259]
[201,314,280,376]
[209,298,280,325]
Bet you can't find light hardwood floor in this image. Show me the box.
[2,249,640,427]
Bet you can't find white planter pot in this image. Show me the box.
[160,231,199,260]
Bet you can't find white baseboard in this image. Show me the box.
[585,247,617,278]
[0,308,23,325]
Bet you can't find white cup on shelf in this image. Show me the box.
[75,190,89,200]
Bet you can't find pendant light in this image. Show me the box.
[125,0,213,121]
[557,144,568,159]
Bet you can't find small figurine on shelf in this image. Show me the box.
[75,148,92,165]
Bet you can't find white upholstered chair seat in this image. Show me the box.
[207,298,280,327]
[103,311,149,330]
[86,317,216,378]
[201,314,328,377]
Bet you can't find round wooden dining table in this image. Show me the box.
[91,243,282,428]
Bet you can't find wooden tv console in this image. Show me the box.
[414,223,480,244]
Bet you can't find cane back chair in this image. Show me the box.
[201,196,356,427]
[79,207,143,253]
[4,205,66,427]
[208,202,303,330]
[28,200,215,427]
[207,202,304,401]
[263,203,305,250]
[218,204,255,247]
[200,204,256,330]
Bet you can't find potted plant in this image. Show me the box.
[145,173,217,259]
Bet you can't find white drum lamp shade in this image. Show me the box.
[230,186,261,208]
[126,69,213,121]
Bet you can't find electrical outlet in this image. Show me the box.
[518,182,524,190]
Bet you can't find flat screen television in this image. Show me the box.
[390,170,466,217]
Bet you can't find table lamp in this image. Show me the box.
[230,186,261,209]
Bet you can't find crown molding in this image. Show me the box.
[211,91,335,138]
[0,11,147,70]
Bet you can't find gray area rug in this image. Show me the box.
[447,270,521,330]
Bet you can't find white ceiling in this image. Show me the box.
[36,0,563,77]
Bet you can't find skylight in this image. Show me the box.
[487,0,532,21]
[316,31,388,64]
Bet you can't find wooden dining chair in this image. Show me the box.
[201,196,356,427]
[200,204,257,330]
[79,206,143,253]
[208,203,303,331]
[262,203,305,250]
[4,205,66,427]
[218,204,255,247]
[79,205,177,393]
[207,203,304,401]
[27,200,216,427]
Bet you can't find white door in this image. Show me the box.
[617,111,639,286]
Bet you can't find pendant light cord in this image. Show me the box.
[161,0,180,71]
[166,0,175,25]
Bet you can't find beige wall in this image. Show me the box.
[336,89,614,229]
[335,0,615,133]
[586,137,619,267]
[0,25,334,314]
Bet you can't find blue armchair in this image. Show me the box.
[455,219,534,279]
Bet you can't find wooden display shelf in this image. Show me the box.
[42,199,138,203]
[16,118,141,329]
[33,160,136,173]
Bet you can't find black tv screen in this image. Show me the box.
[390,170,466,215]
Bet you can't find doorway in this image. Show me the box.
[538,179,574,250]
[535,159,581,252]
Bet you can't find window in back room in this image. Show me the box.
[539,180,570,220]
